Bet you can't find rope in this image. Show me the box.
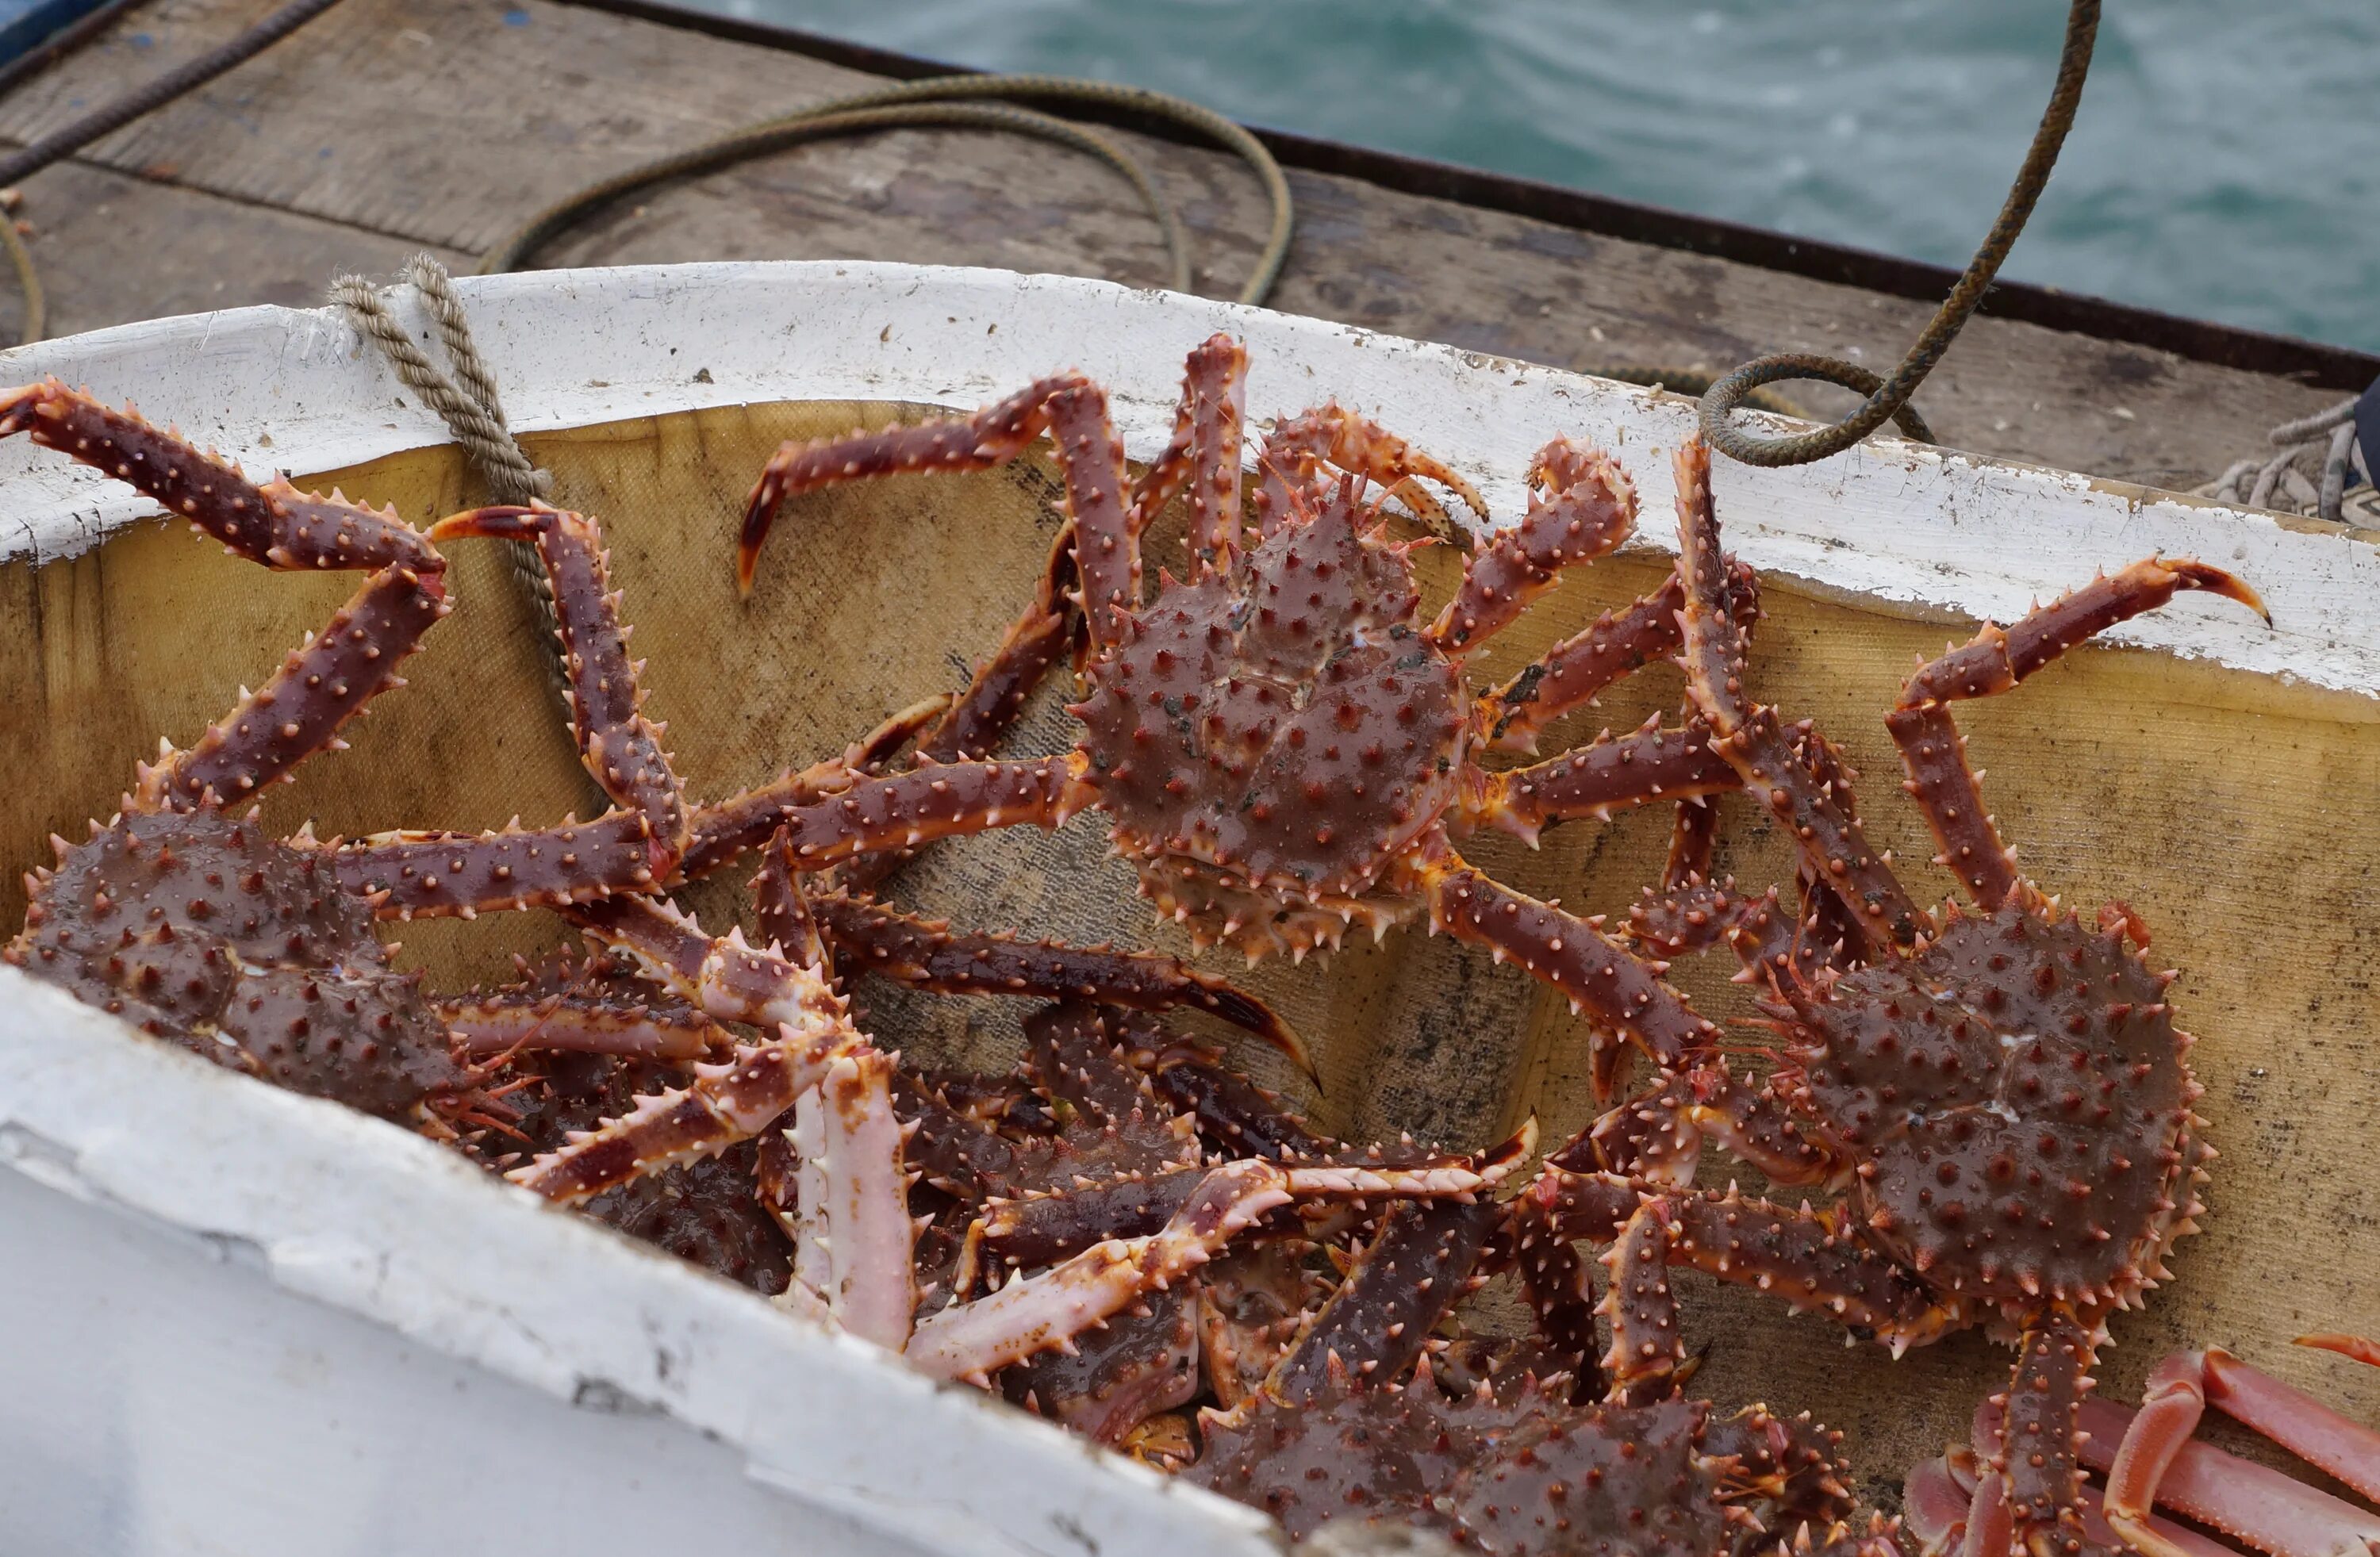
[2194,395,2371,524]
[328,254,574,715]
[480,73,1296,307]
[1698,0,2098,466]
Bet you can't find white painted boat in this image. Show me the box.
[2,262,2371,1557]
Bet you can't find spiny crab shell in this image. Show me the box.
[11,808,467,1121]
[1781,894,2205,1317]
[1070,480,1465,960]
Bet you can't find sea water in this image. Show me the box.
[685,0,2378,355]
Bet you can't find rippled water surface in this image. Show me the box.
[684,0,2378,354]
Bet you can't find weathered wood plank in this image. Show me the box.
[0,0,2340,493]
[0,157,466,342]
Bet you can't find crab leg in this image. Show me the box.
[753,826,828,968]
[136,564,451,812]
[738,377,1143,654]
[1887,559,2267,913]
[912,1154,1494,1386]
[1129,334,1250,574]
[1516,1218,1605,1402]
[1673,437,1923,945]
[739,374,1088,589]
[678,695,949,881]
[1462,717,1740,846]
[1659,1188,1955,1353]
[1426,438,1637,651]
[793,1050,919,1352]
[1480,558,1760,755]
[433,987,726,1060]
[330,505,692,918]
[1265,1197,1499,1401]
[428,507,685,851]
[506,896,862,1203]
[813,889,1308,1069]
[1600,1198,1684,1406]
[2094,1348,2380,1554]
[1142,1059,1337,1163]
[1586,1060,1834,1188]
[0,379,440,573]
[716,755,1095,875]
[1971,1308,2106,1557]
[1408,845,1721,1068]
[1254,402,1488,540]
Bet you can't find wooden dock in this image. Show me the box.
[0,0,2363,500]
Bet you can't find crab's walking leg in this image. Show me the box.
[751,825,829,970]
[1408,846,1720,1069]
[330,506,693,918]
[1672,437,1922,945]
[429,506,685,853]
[507,896,863,1203]
[1426,439,1637,651]
[794,1050,919,1352]
[2301,1333,2380,1368]
[1652,1187,1952,1353]
[1142,1058,1336,1163]
[1128,334,1249,575]
[433,988,727,1060]
[1586,1060,1833,1188]
[1600,1199,1684,1406]
[737,378,1143,654]
[0,379,440,573]
[1462,717,1740,846]
[739,373,1090,593]
[902,526,1077,770]
[1480,558,1760,755]
[913,1155,1493,1385]
[740,755,1096,873]
[963,1130,1528,1290]
[1265,1198,1498,1401]
[136,564,451,811]
[1512,1207,1604,1402]
[1981,1308,2104,1557]
[2092,1348,2380,1555]
[1254,402,1488,539]
[814,890,1309,1070]
[678,696,949,881]
[1887,558,2267,913]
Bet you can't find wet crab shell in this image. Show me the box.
[1775,896,2206,1312]
[7,808,466,1120]
[1069,483,1467,957]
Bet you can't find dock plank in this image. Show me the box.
[0,0,2343,489]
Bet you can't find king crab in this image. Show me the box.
[724,333,1768,1079]
[1515,436,2270,1557]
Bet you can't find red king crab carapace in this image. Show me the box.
[1516,436,2270,1557]
[729,333,1769,1070]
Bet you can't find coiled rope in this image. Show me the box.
[1698,0,2099,466]
[478,73,1296,307]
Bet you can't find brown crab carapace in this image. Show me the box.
[1518,436,2269,1557]
[728,335,1745,1067]
[1906,1335,2380,1557]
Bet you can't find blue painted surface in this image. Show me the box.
[0,0,113,67]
